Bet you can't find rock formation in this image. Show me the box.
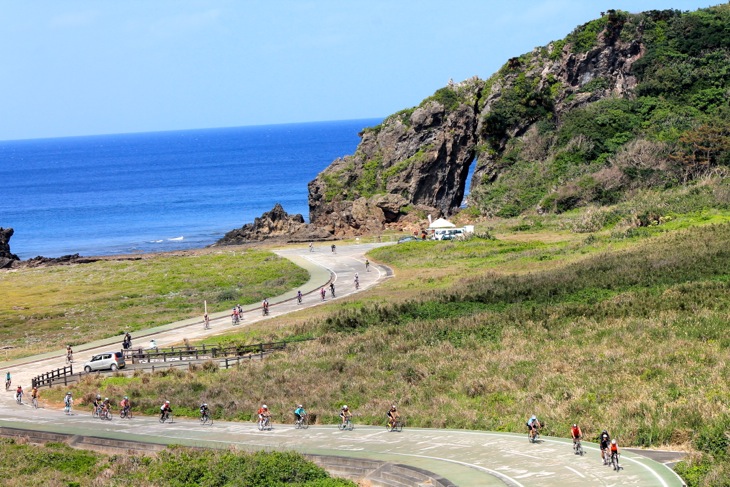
[0,227,20,269]
[308,78,482,236]
[215,203,331,245]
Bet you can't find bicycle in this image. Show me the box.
[258,416,272,431]
[262,306,269,317]
[64,403,73,415]
[231,314,240,326]
[528,429,540,443]
[386,419,404,432]
[66,352,73,364]
[338,418,354,431]
[159,410,174,423]
[355,279,360,290]
[92,405,101,418]
[99,407,112,421]
[573,438,584,456]
[200,411,213,425]
[15,393,22,405]
[204,317,210,330]
[295,415,309,429]
[297,293,303,305]
[120,407,133,419]
[610,451,621,471]
[5,379,10,391]
[31,396,39,409]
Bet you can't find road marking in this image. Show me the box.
[564,466,585,478]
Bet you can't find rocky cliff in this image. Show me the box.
[215,203,331,245]
[0,227,20,269]
[308,78,482,235]
[308,6,730,230]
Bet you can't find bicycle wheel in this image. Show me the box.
[32,398,38,409]
[347,421,354,431]
[396,420,403,432]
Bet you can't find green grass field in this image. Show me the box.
[0,248,308,360]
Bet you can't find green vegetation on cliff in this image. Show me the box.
[472,5,730,218]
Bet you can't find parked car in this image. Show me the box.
[83,352,126,373]
[397,236,420,243]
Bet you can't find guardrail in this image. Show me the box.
[31,338,313,389]
[31,364,74,389]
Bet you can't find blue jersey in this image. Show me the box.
[294,407,306,416]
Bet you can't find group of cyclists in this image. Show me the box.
[528,415,620,467]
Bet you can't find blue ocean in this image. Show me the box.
[0,119,381,259]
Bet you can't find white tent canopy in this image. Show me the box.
[428,218,456,229]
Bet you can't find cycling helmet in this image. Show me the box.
[573,424,577,427]
[611,439,616,444]
[105,397,109,401]
[96,394,101,399]
[262,404,267,409]
[165,400,170,404]
[203,403,207,407]
[124,396,128,400]
[342,405,348,410]
[391,405,397,410]
[530,415,536,420]
[298,404,303,408]
[66,392,71,395]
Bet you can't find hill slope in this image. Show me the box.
[309,5,730,234]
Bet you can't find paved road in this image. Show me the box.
[0,242,686,487]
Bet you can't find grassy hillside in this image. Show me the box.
[0,248,308,360]
[46,216,730,485]
[471,5,730,218]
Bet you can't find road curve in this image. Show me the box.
[0,242,685,487]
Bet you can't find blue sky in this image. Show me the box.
[0,0,718,140]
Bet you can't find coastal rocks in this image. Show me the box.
[0,227,20,269]
[215,203,331,245]
[308,78,482,236]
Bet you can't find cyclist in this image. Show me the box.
[331,244,336,253]
[92,394,103,414]
[101,397,112,416]
[200,402,209,419]
[294,404,307,424]
[599,430,611,464]
[387,405,400,428]
[526,415,541,440]
[203,313,210,329]
[66,345,73,363]
[609,438,619,465]
[123,332,132,349]
[297,290,303,304]
[340,405,352,426]
[257,404,271,428]
[309,242,313,252]
[329,282,336,298]
[64,392,73,414]
[320,287,326,301]
[15,385,23,403]
[31,386,39,405]
[365,259,370,271]
[262,298,269,316]
[160,400,173,420]
[120,396,131,416]
[571,423,583,452]
[5,371,10,390]
[149,339,158,350]
[231,307,240,324]
[237,304,243,315]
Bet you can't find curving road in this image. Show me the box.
[0,242,686,487]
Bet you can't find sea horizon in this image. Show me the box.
[1,118,382,260]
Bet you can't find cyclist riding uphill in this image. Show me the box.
[599,430,611,463]
[387,405,400,428]
[200,403,209,417]
[64,392,73,414]
[257,404,271,427]
[160,400,172,420]
[15,385,23,401]
[120,396,131,414]
[340,405,352,425]
[294,404,306,422]
[571,423,583,442]
[526,415,541,439]
[92,394,102,412]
